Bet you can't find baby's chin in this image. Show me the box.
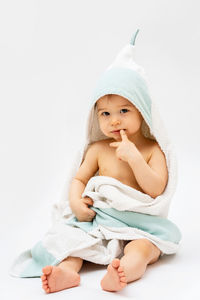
[115,136,122,140]
[103,132,123,141]
[110,135,122,141]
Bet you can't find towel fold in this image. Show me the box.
[9,176,181,278]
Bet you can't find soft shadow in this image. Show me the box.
[80,260,106,274]
[147,253,178,270]
[157,253,177,264]
[80,261,137,299]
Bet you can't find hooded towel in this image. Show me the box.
[9,30,181,278]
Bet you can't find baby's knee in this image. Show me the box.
[124,239,159,261]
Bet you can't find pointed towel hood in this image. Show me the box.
[91,29,152,127]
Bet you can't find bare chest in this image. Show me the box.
[98,141,153,192]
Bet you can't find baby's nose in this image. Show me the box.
[111,119,120,126]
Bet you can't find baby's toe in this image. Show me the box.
[118,271,125,277]
[41,275,46,281]
[42,265,52,275]
[43,285,50,293]
[42,279,48,284]
[111,258,120,268]
[118,266,124,272]
[118,267,127,283]
[120,276,127,283]
[42,284,48,290]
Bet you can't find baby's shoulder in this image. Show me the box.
[146,139,167,177]
[141,137,158,149]
[86,139,108,156]
[141,138,166,165]
[86,139,112,160]
[149,139,165,155]
[91,138,112,148]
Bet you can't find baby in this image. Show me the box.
[10,30,181,293]
[40,93,168,293]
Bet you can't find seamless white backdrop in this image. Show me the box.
[0,1,200,299]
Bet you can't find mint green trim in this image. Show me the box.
[130,29,140,45]
[91,67,152,128]
[20,241,60,278]
[66,207,182,244]
[19,208,181,278]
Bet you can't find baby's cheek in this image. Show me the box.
[101,124,108,133]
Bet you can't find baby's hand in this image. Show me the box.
[73,197,96,222]
[109,129,140,162]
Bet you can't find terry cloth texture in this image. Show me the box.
[10,30,181,278]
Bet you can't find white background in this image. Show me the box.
[0,0,200,299]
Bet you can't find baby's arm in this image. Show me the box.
[128,144,168,198]
[68,142,99,222]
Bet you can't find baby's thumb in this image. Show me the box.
[83,197,94,206]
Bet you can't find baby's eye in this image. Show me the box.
[120,109,129,113]
[101,112,110,116]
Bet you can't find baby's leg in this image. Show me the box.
[41,256,83,293]
[101,239,161,292]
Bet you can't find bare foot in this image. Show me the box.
[100,258,127,292]
[41,265,80,293]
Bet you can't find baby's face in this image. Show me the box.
[96,94,143,141]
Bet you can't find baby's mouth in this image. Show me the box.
[111,129,126,134]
